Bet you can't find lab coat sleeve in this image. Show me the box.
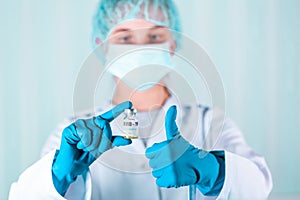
[9,117,93,200]
[9,149,92,200]
[9,150,67,200]
[206,112,273,200]
[217,151,272,200]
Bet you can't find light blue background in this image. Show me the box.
[0,0,299,199]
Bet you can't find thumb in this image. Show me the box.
[111,136,132,147]
[165,105,180,140]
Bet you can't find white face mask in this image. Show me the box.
[105,42,173,91]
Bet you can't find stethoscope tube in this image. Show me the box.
[189,185,196,200]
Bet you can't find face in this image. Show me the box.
[99,19,175,96]
[96,19,176,54]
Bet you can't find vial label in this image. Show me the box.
[122,108,139,139]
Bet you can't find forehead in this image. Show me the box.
[111,19,161,33]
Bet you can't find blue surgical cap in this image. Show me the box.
[91,0,182,49]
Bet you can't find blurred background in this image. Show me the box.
[0,0,299,199]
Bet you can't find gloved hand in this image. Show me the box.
[145,105,225,196]
[52,101,132,195]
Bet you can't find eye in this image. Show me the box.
[149,34,162,42]
[148,28,169,43]
[119,36,132,43]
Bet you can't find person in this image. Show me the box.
[9,0,273,199]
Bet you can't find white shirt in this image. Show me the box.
[9,96,273,199]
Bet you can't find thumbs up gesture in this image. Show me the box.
[145,106,224,195]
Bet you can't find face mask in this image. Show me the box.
[105,42,173,91]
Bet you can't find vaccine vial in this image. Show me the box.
[122,108,139,139]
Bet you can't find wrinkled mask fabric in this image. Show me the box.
[105,42,173,91]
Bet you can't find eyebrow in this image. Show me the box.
[112,25,165,34]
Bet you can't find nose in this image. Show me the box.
[133,29,149,44]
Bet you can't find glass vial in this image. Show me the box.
[122,108,139,139]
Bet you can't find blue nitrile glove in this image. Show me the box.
[52,101,132,195]
[145,105,225,196]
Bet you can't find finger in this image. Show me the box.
[77,141,85,149]
[86,128,102,152]
[111,136,132,147]
[74,119,92,149]
[152,168,164,178]
[62,124,79,144]
[165,105,179,140]
[82,118,102,151]
[99,101,132,122]
[156,168,177,188]
[145,142,168,159]
[156,176,170,188]
[102,121,112,141]
[76,128,92,149]
[149,153,171,169]
[156,179,177,188]
[97,122,112,153]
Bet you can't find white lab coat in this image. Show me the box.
[9,96,273,200]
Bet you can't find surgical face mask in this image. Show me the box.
[105,42,173,91]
